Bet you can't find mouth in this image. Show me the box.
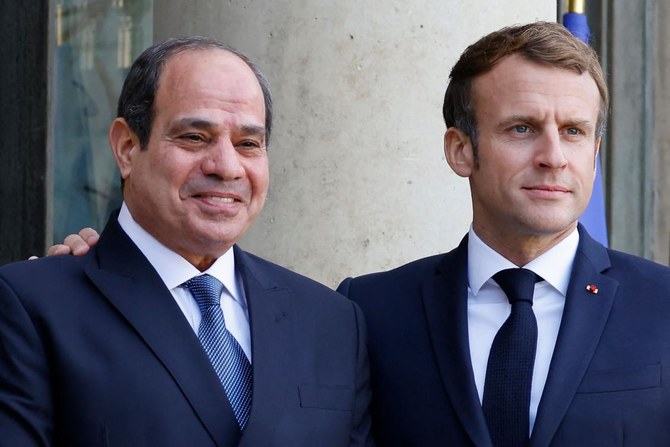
[524,185,570,193]
[189,193,246,213]
[522,184,571,199]
[194,195,238,203]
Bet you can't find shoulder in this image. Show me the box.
[0,253,95,319]
[606,247,670,286]
[578,224,670,286]
[337,238,468,315]
[235,247,355,309]
[336,252,456,320]
[0,253,90,290]
[340,252,449,295]
[340,235,468,296]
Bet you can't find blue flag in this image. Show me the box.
[563,8,609,247]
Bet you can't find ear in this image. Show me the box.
[109,118,141,180]
[444,127,475,178]
[593,136,602,176]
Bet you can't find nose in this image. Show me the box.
[201,138,245,180]
[535,130,568,170]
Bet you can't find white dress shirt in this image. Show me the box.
[117,203,252,362]
[467,226,578,432]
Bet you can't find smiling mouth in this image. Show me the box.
[192,195,241,204]
[203,196,235,203]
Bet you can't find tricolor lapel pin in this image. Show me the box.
[586,284,599,294]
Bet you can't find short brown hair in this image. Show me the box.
[442,21,609,147]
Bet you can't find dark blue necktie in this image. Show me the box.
[483,268,541,447]
[183,274,253,429]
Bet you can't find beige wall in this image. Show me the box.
[154,1,555,287]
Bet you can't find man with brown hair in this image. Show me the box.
[340,22,670,446]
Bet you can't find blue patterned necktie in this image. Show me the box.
[183,274,252,429]
[483,268,541,447]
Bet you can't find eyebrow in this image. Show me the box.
[498,115,594,129]
[168,119,266,138]
[169,118,216,133]
[239,124,266,139]
[561,119,594,129]
[498,115,536,127]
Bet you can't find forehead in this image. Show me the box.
[154,48,265,121]
[471,54,600,121]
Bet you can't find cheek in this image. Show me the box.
[249,161,270,194]
[158,155,201,192]
[573,153,598,183]
[476,158,516,187]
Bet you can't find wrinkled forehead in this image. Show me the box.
[156,49,264,111]
[471,55,601,122]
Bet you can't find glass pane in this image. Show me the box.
[53,0,152,242]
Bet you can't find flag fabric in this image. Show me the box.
[563,8,609,247]
[563,11,590,43]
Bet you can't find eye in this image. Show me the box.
[236,139,264,150]
[182,134,206,143]
[565,127,582,136]
[513,124,530,133]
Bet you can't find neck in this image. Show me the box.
[473,224,577,266]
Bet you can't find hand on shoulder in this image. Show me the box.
[31,227,100,259]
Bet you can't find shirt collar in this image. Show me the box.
[467,225,579,297]
[117,203,241,303]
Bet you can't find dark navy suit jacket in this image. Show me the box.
[0,216,372,447]
[339,225,670,446]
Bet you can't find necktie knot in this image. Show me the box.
[183,274,224,312]
[493,268,541,305]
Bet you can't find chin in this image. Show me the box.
[520,213,578,235]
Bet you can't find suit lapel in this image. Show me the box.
[530,226,618,447]
[422,235,493,447]
[234,247,293,446]
[85,216,241,447]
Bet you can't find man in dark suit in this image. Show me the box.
[0,37,371,446]
[338,23,670,446]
